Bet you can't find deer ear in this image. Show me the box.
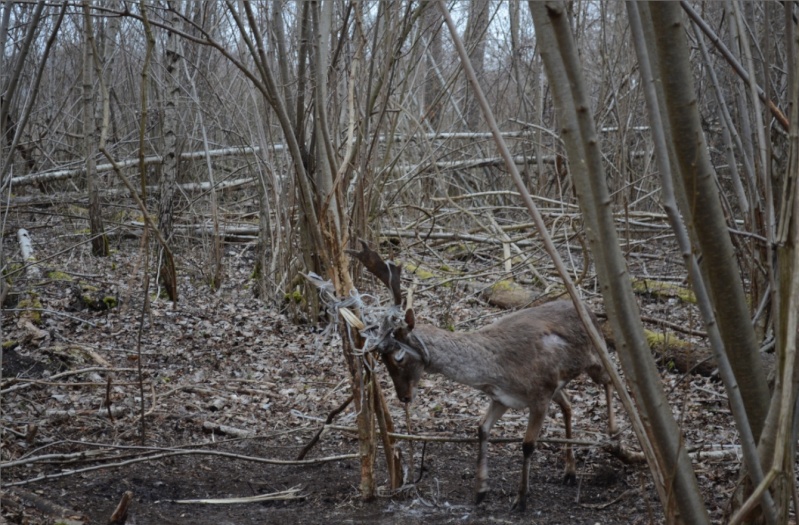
[404,308,416,330]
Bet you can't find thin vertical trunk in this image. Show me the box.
[0,1,45,169]
[755,7,799,522]
[629,3,775,523]
[463,0,490,130]
[82,1,108,257]
[528,2,710,522]
[157,1,182,301]
[649,1,770,443]
[422,1,443,127]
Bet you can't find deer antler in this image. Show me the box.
[347,239,403,307]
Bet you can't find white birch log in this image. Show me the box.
[17,229,41,279]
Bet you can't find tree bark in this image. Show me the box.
[82,1,108,257]
[464,0,490,130]
[648,1,770,443]
[155,1,183,301]
[422,1,444,127]
[528,2,710,522]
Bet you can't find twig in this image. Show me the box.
[1,367,138,394]
[580,488,636,509]
[324,423,600,446]
[202,421,255,439]
[170,486,305,505]
[2,449,358,488]
[296,394,353,460]
[640,315,707,338]
[4,308,97,327]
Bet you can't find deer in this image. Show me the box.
[348,241,617,512]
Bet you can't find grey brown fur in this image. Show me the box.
[375,300,617,511]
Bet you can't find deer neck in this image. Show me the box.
[414,324,498,388]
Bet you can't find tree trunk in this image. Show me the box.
[422,1,444,128]
[82,1,108,257]
[757,11,799,521]
[463,0,490,130]
[156,1,182,301]
[648,1,770,443]
[527,2,710,522]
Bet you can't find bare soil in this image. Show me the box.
[0,214,751,524]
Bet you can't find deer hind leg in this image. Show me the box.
[512,399,550,512]
[552,389,576,484]
[475,400,508,505]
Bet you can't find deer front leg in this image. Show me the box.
[512,400,549,512]
[553,389,576,484]
[605,383,618,436]
[475,401,507,505]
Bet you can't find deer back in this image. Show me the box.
[377,301,606,407]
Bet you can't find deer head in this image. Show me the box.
[348,241,429,402]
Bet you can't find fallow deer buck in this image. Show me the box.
[348,242,617,512]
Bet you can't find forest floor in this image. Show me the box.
[0,210,772,524]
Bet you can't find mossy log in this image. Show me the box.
[632,278,696,304]
[644,328,716,376]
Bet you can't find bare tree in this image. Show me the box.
[463,0,490,130]
[526,3,709,522]
[0,1,45,181]
[82,1,108,257]
[157,1,184,301]
[650,0,772,452]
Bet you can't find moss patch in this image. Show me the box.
[632,279,696,304]
[18,295,43,324]
[72,284,118,311]
[403,262,435,280]
[644,328,716,376]
[284,290,304,304]
[47,271,74,282]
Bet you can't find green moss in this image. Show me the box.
[111,209,134,223]
[644,328,689,350]
[18,295,43,324]
[284,290,304,304]
[443,242,475,259]
[47,271,73,282]
[3,340,18,349]
[403,263,435,280]
[3,263,23,282]
[489,279,516,292]
[632,279,696,304]
[102,296,117,309]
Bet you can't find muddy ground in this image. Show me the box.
[0,213,760,524]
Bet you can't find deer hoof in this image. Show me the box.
[475,490,488,505]
[563,471,577,486]
[511,495,527,512]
